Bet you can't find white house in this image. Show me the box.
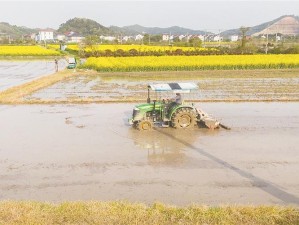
[213,35,223,42]
[66,32,84,43]
[162,34,174,42]
[197,35,205,42]
[230,35,239,42]
[68,36,84,43]
[35,30,54,42]
[178,35,186,41]
[162,34,170,41]
[135,34,144,41]
[56,34,66,41]
[122,36,133,42]
[100,35,116,42]
[276,36,281,41]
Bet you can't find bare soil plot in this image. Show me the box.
[25,69,299,103]
[1,67,298,104]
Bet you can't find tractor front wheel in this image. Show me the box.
[171,108,197,129]
[137,120,153,131]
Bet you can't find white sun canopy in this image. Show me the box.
[149,82,198,93]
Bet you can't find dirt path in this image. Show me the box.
[0,102,298,205]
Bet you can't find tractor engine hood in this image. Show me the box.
[135,102,162,111]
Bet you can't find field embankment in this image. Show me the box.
[0,69,76,104]
[0,201,298,225]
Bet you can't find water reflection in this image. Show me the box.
[128,127,201,166]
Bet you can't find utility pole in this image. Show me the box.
[265,24,269,54]
[204,30,207,47]
[218,29,221,47]
[265,33,269,54]
[141,32,144,45]
[186,32,189,45]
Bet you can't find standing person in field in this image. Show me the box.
[54,58,58,72]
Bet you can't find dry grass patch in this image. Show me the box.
[0,201,298,225]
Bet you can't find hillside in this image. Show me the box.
[110,24,207,35]
[221,15,299,37]
[57,18,112,36]
[252,15,299,36]
[1,15,298,40]
[0,22,37,39]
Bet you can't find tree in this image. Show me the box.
[173,36,180,43]
[84,35,99,47]
[189,36,202,48]
[84,35,99,53]
[142,34,150,45]
[240,26,250,48]
[58,18,111,36]
[150,35,162,43]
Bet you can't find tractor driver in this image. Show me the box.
[167,93,182,109]
[172,93,182,104]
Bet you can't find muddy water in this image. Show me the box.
[0,60,67,91]
[0,103,298,205]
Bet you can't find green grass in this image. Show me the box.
[0,201,298,225]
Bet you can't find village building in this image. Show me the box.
[230,35,239,42]
[65,31,84,43]
[35,29,54,42]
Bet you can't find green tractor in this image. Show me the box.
[129,83,228,131]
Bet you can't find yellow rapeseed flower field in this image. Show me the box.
[0,45,61,56]
[82,55,299,72]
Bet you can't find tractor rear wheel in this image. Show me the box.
[137,120,153,131]
[171,108,197,129]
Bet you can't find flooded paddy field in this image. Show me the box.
[25,70,299,102]
[0,102,298,205]
[0,60,67,91]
